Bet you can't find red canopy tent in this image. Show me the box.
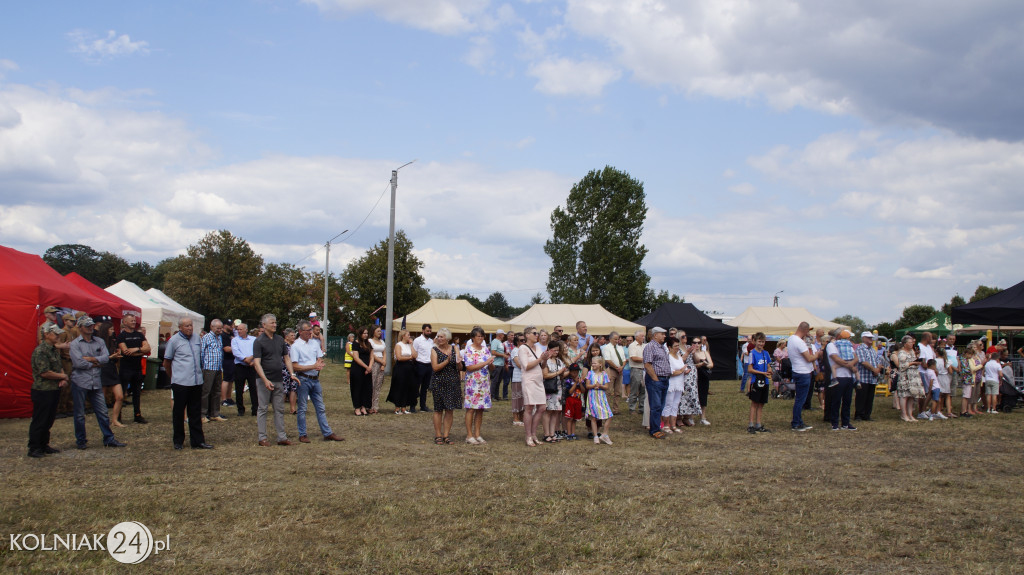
[64,272,141,333]
[0,245,132,418]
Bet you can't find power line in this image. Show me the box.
[291,180,392,267]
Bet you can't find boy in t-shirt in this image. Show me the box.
[746,333,772,434]
[923,359,946,420]
[983,353,1002,414]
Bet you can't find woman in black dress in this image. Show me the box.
[387,329,417,414]
[430,328,461,444]
[95,322,126,427]
[350,327,373,416]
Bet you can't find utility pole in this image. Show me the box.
[384,160,415,375]
[773,290,784,307]
[323,229,348,341]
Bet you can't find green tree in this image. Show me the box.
[544,166,651,320]
[254,262,312,331]
[969,285,1000,303]
[832,314,868,336]
[941,294,967,316]
[892,304,937,332]
[125,261,156,290]
[482,292,512,318]
[44,244,100,276]
[642,290,685,315]
[340,230,429,328]
[456,293,485,310]
[93,251,132,287]
[873,321,896,340]
[149,256,185,291]
[163,230,264,324]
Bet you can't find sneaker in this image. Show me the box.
[134,415,148,424]
[700,419,711,426]
[842,424,858,431]
[747,426,757,434]
[756,425,771,433]
[600,434,613,445]
[932,412,948,420]
[831,426,840,431]
[222,399,236,407]
[792,425,812,432]
[916,412,929,419]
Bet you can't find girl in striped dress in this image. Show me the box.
[586,356,614,445]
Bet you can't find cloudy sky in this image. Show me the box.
[1,0,1022,324]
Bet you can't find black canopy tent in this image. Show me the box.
[635,303,738,379]
[951,279,1024,327]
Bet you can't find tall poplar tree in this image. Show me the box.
[544,166,651,321]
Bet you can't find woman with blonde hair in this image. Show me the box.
[430,328,462,444]
[387,329,417,414]
[517,326,552,447]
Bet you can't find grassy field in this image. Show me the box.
[1,373,1022,574]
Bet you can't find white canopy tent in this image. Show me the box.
[147,288,205,329]
[725,306,848,337]
[105,280,204,351]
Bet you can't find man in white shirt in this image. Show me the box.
[787,322,821,432]
[231,323,258,416]
[412,324,435,413]
[627,330,647,413]
[601,332,625,412]
[291,320,344,443]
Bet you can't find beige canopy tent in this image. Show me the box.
[508,304,643,336]
[392,299,509,334]
[726,306,848,337]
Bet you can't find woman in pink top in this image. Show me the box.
[517,326,551,447]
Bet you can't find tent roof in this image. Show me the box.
[508,304,642,336]
[146,288,205,327]
[64,272,141,318]
[725,306,847,336]
[0,246,116,315]
[634,303,737,339]
[392,299,509,333]
[894,312,968,339]
[951,279,1024,327]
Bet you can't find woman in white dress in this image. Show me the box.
[663,337,686,432]
[369,326,386,414]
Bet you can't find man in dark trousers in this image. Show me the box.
[116,314,150,424]
[163,318,212,450]
[28,323,69,458]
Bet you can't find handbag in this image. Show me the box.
[543,376,559,395]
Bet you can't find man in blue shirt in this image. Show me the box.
[69,316,125,449]
[200,319,226,423]
[489,330,507,400]
[163,318,212,450]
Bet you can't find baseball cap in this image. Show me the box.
[651,327,667,334]
[42,323,64,335]
[77,316,95,328]
[309,312,318,318]
[861,331,875,339]
[43,305,58,314]
[495,329,505,334]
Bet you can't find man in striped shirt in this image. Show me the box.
[200,319,227,423]
[854,332,883,422]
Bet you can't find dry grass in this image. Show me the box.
[1,374,1023,574]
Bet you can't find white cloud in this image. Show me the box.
[463,35,495,72]
[563,0,1024,139]
[304,0,490,35]
[527,57,621,96]
[0,59,17,80]
[68,30,150,61]
[728,182,755,195]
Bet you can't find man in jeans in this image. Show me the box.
[643,327,671,439]
[69,316,125,449]
[787,322,820,431]
[291,320,345,443]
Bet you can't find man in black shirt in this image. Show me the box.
[252,314,298,446]
[220,319,235,407]
[116,314,149,424]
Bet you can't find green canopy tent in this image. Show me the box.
[894,312,969,340]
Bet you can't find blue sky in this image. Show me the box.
[1,0,1022,324]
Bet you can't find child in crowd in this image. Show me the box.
[562,364,584,440]
[923,359,946,420]
[510,335,524,426]
[983,353,1002,414]
[935,346,954,418]
[586,356,614,445]
[747,333,772,433]
[541,340,566,443]
[958,346,977,417]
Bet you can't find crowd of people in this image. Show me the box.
[25,309,1021,456]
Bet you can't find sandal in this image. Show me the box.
[434,437,443,445]
[443,437,452,445]
[544,435,556,444]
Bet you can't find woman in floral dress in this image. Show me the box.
[896,335,925,422]
[461,327,494,444]
[676,332,702,426]
[430,328,462,444]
